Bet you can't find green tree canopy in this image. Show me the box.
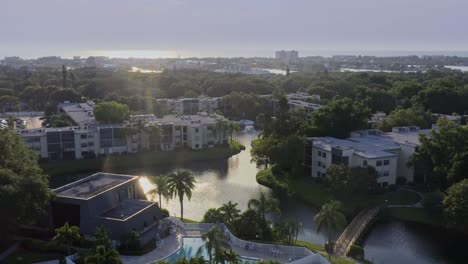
[0,129,53,243]
[312,98,370,139]
[443,179,468,233]
[410,119,468,190]
[94,101,130,124]
[376,106,434,132]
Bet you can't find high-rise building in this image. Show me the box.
[275,50,299,64]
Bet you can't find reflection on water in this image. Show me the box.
[363,221,465,264]
[61,130,462,264]
[138,131,269,220]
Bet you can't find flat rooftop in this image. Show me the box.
[155,114,225,126]
[311,136,400,159]
[60,101,96,126]
[100,199,154,220]
[54,173,138,199]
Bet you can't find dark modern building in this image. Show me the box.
[51,173,162,243]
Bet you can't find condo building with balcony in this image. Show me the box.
[305,126,433,186]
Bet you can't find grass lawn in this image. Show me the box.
[294,240,357,264]
[258,168,423,218]
[182,218,200,223]
[43,145,242,186]
[381,190,421,205]
[388,207,443,227]
[3,248,63,264]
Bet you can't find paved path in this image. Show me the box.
[388,188,424,208]
[334,207,380,257]
[0,241,20,262]
[121,233,182,264]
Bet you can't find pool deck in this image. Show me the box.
[229,242,293,263]
[120,233,300,264]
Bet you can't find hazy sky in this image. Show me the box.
[1,0,468,58]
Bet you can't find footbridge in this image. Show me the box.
[334,207,380,257]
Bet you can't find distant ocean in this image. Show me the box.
[3,48,468,59]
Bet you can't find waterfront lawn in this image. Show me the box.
[3,248,62,264]
[257,168,422,217]
[42,145,242,180]
[181,218,199,223]
[294,241,357,264]
[388,207,443,227]
[383,190,421,205]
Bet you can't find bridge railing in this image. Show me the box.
[334,207,380,256]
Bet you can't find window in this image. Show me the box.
[322,163,326,168]
[195,144,200,148]
[317,150,322,156]
[376,160,383,166]
[384,160,390,166]
[317,172,321,177]
[88,142,94,147]
[318,161,322,167]
[195,136,200,141]
[322,152,326,158]
[363,160,368,166]
[194,128,199,133]
[81,143,87,147]
[80,134,87,139]
[383,171,389,177]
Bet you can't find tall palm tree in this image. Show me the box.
[219,201,241,225]
[149,175,171,208]
[227,121,240,141]
[248,192,281,224]
[134,119,148,151]
[53,222,81,255]
[84,245,121,264]
[197,226,231,264]
[147,124,163,151]
[166,170,196,220]
[214,118,227,144]
[314,200,347,257]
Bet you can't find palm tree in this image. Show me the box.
[214,118,228,144]
[84,245,121,264]
[248,192,281,224]
[197,226,231,264]
[134,119,148,151]
[314,200,347,258]
[149,175,171,208]
[53,222,81,255]
[166,170,196,220]
[147,124,163,151]
[227,121,240,141]
[219,201,241,225]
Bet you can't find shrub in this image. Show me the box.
[396,176,407,185]
[22,238,68,254]
[388,184,397,191]
[348,244,365,259]
[160,208,170,217]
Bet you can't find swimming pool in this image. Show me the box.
[162,237,260,263]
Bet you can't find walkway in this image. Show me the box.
[334,207,380,257]
[120,232,182,264]
[0,241,20,262]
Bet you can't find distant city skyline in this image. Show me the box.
[2,0,468,59]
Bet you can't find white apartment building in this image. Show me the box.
[158,97,221,115]
[19,125,130,160]
[19,114,229,160]
[139,113,229,150]
[306,126,433,186]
